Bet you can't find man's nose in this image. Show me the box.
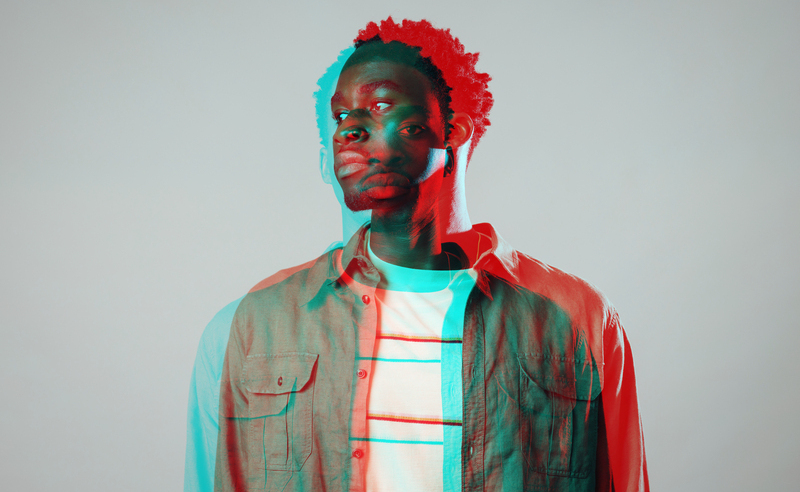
[335,125,369,144]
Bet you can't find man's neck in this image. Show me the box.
[368,210,443,270]
[368,200,473,271]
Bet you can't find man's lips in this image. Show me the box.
[360,172,412,200]
[334,151,369,179]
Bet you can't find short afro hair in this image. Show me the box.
[353,17,493,161]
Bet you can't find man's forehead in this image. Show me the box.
[357,80,405,95]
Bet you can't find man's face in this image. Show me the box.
[331,58,446,213]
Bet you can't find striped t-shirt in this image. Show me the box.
[358,235,477,492]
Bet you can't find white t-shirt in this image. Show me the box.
[363,234,477,492]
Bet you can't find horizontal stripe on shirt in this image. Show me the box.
[368,413,462,426]
[377,333,463,343]
[350,436,444,446]
[356,356,441,363]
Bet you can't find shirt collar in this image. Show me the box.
[300,222,520,305]
[467,222,521,298]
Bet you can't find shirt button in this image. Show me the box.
[362,295,370,304]
[357,369,368,379]
[352,449,364,459]
[469,446,474,456]
[277,376,283,386]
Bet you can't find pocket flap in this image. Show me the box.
[243,352,319,395]
[517,355,600,401]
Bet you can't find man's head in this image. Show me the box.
[331,18,493,215]
[353,18,494,160]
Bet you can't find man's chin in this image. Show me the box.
[343,190,405,212]
[343,195,372,212]
[342,190,377,212]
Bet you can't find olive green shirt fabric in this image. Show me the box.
[213,224,648,492]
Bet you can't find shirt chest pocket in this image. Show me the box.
[243,353,318,475]
[517,354,601,480]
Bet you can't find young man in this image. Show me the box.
[209,18,648,492]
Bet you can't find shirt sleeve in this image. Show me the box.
[184,298,242,492]
[213,297,255,492]
[599,310,650,491]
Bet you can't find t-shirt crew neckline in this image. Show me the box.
[366,230,475,293]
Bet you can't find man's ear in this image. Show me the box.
[446,112,474,150]
[320,147,332,184]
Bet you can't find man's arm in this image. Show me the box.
[599,310,650,491]
[184,298,242,492]
[213,297,256,492]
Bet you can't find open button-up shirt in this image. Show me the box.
[204,224,648,492]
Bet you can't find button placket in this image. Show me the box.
[345,278,376,491]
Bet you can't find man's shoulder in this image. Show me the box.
[474,223,613,319]
[513,251,608,302]
[507,250,615,324]
[239,248,339,307]
[504,251,619,376]
[247,258,319,294]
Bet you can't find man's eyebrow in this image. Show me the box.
[357,80,405,95]
[330,80,406,105]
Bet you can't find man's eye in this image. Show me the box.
[399,125,424,137]
[333,111,349,124]
[373,102,392,112]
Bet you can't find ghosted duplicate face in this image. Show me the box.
[331,53,447,213]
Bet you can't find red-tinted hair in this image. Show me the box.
[354,17,493,161]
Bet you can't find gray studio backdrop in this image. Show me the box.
[1,1,798,491]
